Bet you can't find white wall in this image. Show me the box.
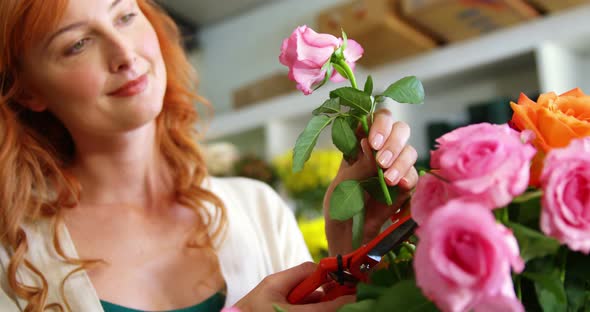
[190,0,544,158]
[193,0,347,113]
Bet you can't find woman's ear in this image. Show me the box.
[13,76,48,112]
[18,92,47,112]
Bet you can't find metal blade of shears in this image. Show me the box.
[366,218,417,262]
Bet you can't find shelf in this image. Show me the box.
[204,4,590,142]
[371,4,590,88]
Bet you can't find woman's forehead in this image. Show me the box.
[57,0,127,25]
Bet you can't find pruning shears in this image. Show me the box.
[287,208,417,304]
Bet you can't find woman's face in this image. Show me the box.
[21,0,167,137]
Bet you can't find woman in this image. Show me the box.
[0,0,419,311]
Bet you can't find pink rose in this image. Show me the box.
[414,200,524,312]
[540,137,590,253]
[220,307,241,312]
[430,123,536,209]
[279,25,363,95]
[410,172,459,225]
[476,295,525,312]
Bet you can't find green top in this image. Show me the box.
[100,292,226,312]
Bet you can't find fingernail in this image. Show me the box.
[371,134,384,149]
[378,150,392,167]
[385,169,399,184]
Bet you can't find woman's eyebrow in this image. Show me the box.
[45,22,88,48]
[44,0,125,49]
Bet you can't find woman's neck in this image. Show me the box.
[69,122,174,213]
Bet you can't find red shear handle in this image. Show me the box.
[288,256,343,304]
[287,264,328,304]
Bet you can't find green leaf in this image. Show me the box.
[293,115,333,172]
[338,299,376,312]
[348,108,365,119]
[273,303,287,312]
[356,283,387,301]
[394,260,415,281]
[511,197,542,229]
[370,268,398,287]
[313,62,334,92]
[344,115,360,136]
[508,222,560,262]
[352,212,364,250]
[332,116,359,159]
[330,87,372,114]
[364,75,374,95]
[313,97,340,116]
[329,180,365,221]
[374,280,438,312]
[523,271,567,312]
[564,252,590,312]
[382,76,424,105]
[361,177,399,205]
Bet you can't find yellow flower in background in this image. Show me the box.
[297,217,329,262]
[273,149,342,197]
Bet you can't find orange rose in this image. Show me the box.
[510,88,590,185]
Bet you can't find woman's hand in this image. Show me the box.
[323,108,419,256]
[233,262,354,312]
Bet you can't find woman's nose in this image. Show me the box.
[108,34,137,73]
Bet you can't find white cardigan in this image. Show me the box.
[0,177,312,311]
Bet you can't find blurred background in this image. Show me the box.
[157,0,590,259]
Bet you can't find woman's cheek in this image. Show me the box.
[42,67,104,116]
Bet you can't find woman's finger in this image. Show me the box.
[289,295,356,312]
[398,166,419,190]
[375,121,411,169]
[368,108,394,150]
[384,145,417,185]
[264,262,318,295]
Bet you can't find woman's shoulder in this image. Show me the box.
[207,175,272,189]
[207,176,280,201]
[206,176,291,218]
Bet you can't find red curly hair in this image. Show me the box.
[0,0,226,310]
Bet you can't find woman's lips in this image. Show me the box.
[108,74,148,97]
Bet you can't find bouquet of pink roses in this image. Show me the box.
[280,25,590,312]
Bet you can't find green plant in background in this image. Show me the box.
[297,217,329,262]
[274,149,340,262]
[234,154,278,187]
[273,149,341,220]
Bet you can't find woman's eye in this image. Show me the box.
[66,38,90,56]
[118,12,137,25]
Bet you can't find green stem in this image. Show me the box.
[360,115,392,206]
[360,115,369,137]
[514,274,522,301]
[338,59,392,206]
[352,212,365,250]
[559,247,568,283]
[502,207,509,224]
[338,59,357,89]
[512,189,543,203]
[386,251,401,281]
[493,207,509,225]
